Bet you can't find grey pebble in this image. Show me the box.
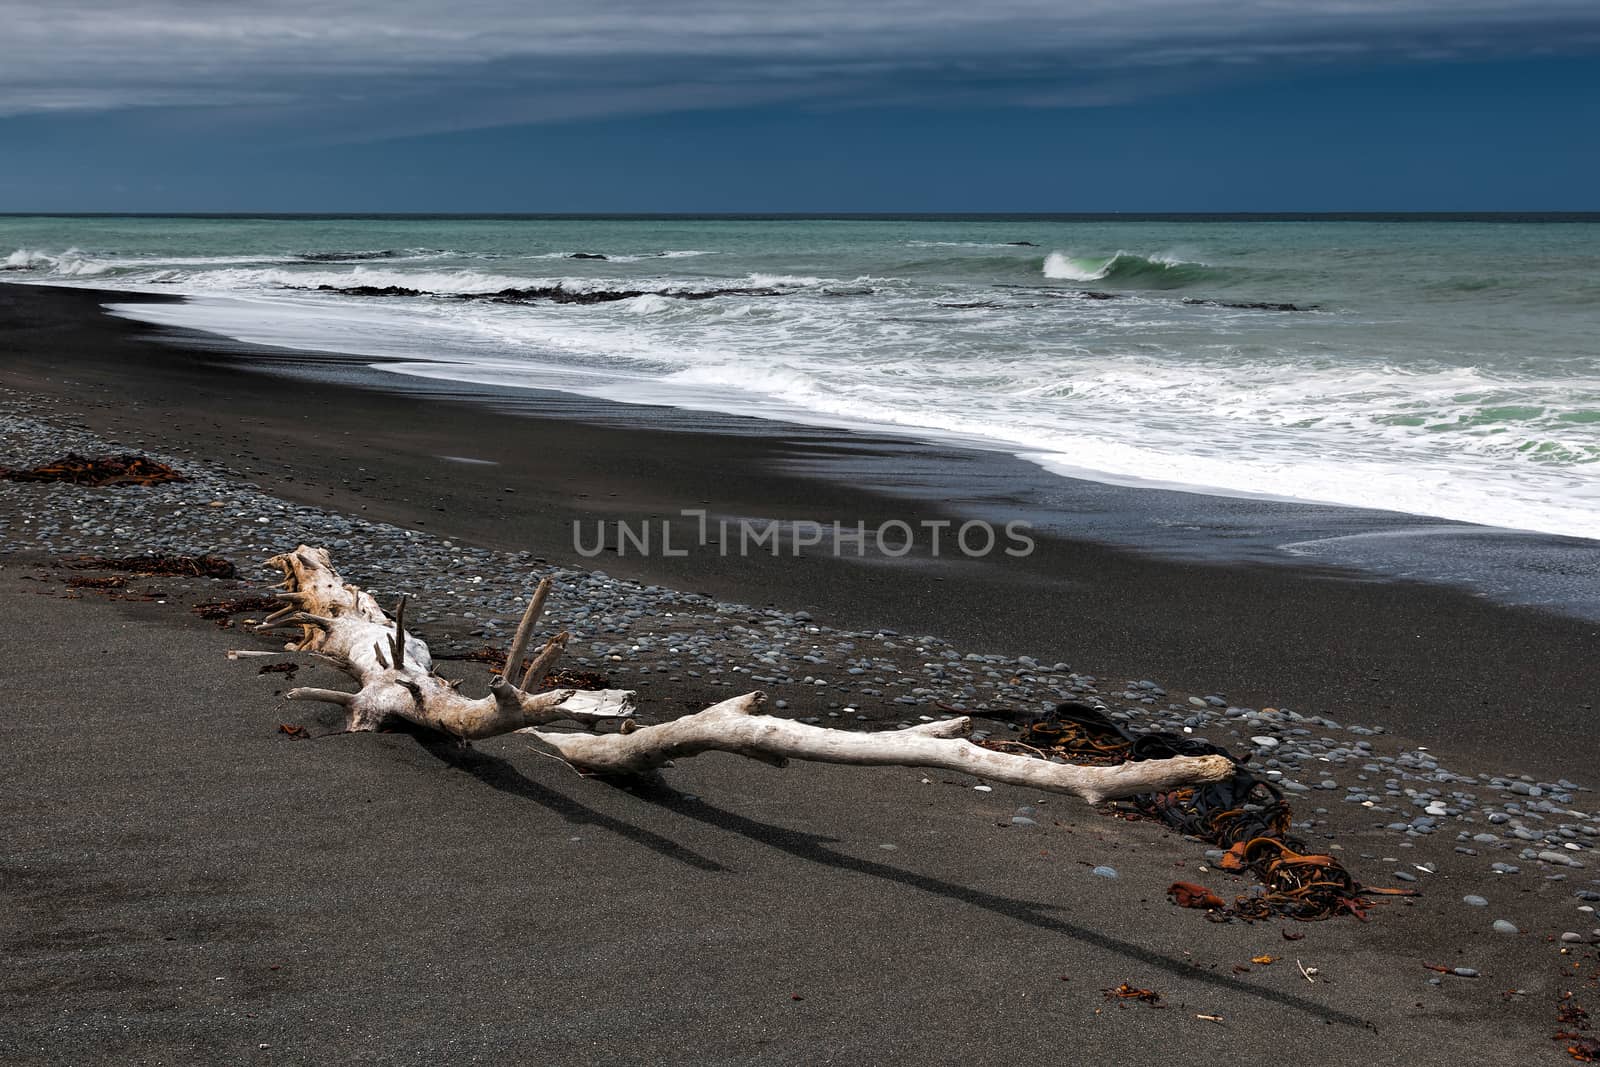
[1091,866,1119,879]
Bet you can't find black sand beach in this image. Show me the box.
[0,557,1567,1067]
[4,282,1600,1065]
[2,283,1598,774]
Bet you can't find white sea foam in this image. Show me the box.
[15,221,1592,544]
[524,249,715,263]
[6,247,115,276]
[746,272,827,287]
[6,248,58,268]
[622,294,678,315]
[5,247,447,278]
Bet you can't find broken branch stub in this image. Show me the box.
[502,577,552,684]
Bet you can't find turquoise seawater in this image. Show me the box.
[4,215,1597,538]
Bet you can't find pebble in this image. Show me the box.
[1462,895,1489,907]
[1452,967,1480,978]
[1492,919,1518,935]
[1561,932,1585,944]
[1091,866,1119,879]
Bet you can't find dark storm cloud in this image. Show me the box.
[3,1,1598,134]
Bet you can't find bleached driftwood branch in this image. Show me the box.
[530,692,1232,803]
[252,546,1234,806]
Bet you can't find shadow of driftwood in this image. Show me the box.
[422,740,1368,1029]
[417,737,727,873]
[632,778,1372,1029]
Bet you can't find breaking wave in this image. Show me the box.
[1043,250,1217,288]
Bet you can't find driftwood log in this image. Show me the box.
[261,545,1234,804]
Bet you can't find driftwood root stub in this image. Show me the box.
[265,545,634,739]
[253,546,1235,809]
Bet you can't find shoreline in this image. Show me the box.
[2,281,1598,776]
[5,281,1600,1062]
[100,284,1600,572]
[25,278,1592,623]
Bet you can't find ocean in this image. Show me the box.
[4,214,1597,540]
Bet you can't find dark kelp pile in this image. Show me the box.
[191,596,285,621]
[1,453,187,487]
[983,702,1418,921]
[446,646,612,691]
[1560,995,1599,1061]
[65,554,237,579]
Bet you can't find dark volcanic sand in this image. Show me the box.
[0,557,1590,1067]
[1,282,1596,777]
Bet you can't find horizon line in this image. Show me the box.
[3,211,1599,223]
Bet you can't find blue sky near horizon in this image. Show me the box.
[2,2,1598,213]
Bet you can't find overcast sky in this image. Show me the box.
[2,1,1597,211]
